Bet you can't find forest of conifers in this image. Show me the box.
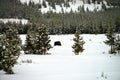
[0,0,120,34]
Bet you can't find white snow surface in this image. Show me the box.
[0,18,28,24]
[0,34,120,80]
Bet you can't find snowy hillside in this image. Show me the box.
[20,0,103,13]
[0,34,120,80]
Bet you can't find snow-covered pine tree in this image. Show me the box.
[104,25,116,54]
[24,30,35,54]
[34,24,52,55]
[1,23,21,74]
[72,31,85,55]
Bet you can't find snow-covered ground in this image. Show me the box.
[0,34,120,80]
[0,18,28,24]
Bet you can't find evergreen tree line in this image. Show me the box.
[0,22,31,34]
[1,7,120,34]
[41,7,120,34]
[0,0,120,18]
[0,0,41,19]
[0,0,120,34]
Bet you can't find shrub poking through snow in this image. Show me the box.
[21,59,32,63]
[0,23,21,74]
[72,31,85,55]
[101,72,107,79]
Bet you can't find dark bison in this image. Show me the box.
[54,41,61,46]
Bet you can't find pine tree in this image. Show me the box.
[72,31,85,55]
[42,0,47,8]
[88,0,91,4]
[34,24,52,55]
[102,2,107,11]
[1,24,21,74]
[105,25,116,54]
[0,34,4,70]
[24,30,35,54]
[115,35,120,54]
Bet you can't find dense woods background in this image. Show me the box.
[0,0,120,34]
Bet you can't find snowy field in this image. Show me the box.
[0,34,120,80]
